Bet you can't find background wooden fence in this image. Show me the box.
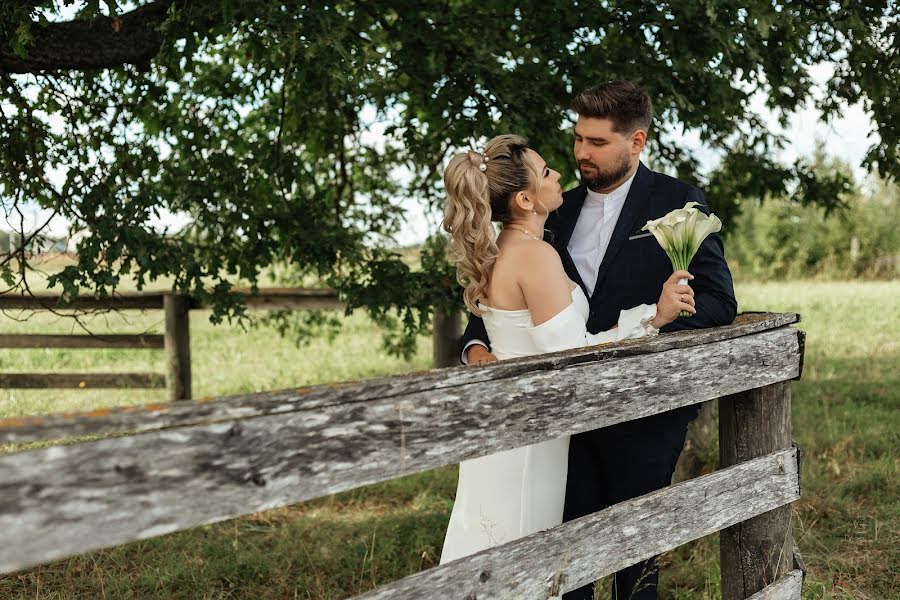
[0,289,464,400]
[0,289,462,399]
[0,312,805,599]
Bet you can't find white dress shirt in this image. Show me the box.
[461,170,638,364]
[566,171,635,296]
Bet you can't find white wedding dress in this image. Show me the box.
[440,286,657,564]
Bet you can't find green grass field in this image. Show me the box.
[0,281,897,599]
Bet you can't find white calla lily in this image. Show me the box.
[646,227,673,252]
[659,207,692,227]
[640,201,724,317]
[688,211,722,258]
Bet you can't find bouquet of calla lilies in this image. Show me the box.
[641,201,723,317]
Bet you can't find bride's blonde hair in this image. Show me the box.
[442,134,538,315]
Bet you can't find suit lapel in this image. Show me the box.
[549,186,589,297]
[591,163,654,304]
[551,185,587,251]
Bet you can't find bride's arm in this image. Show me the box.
[517,242,577,326]
[586,304,658,344]
[526,302,657,351]
[517,242,593,353]
[520,242,631,352]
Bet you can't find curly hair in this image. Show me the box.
[441,134,538,315]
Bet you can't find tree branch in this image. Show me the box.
[1,0,182,73]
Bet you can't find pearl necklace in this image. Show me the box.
[504,224,543,241]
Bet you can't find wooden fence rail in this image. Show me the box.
[0,312,805,599]
[0,288,463,399]
[0,288,345,311]
[0,289,348,400]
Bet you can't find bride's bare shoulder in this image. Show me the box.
[500,239,565,279]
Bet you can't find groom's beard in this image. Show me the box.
[579,151,632,192]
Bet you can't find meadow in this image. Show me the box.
[0,280,897,599]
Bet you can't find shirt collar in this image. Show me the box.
[584,169,637,206]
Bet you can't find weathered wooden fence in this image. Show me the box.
[0,289,461,399]
[0,288,423,400]
[0,312,804,599]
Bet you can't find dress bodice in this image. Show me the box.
[480,287,588,360]
[479,286,657,361]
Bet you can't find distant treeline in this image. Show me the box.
[726,171,898,281]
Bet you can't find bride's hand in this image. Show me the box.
[652,270,695,328]
[467,345,498,365]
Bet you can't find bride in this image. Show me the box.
[439,134,695,564]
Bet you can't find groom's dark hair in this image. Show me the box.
[572,81,653,135]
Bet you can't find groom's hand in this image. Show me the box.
[466,345,498,365]
[653,270,696,328]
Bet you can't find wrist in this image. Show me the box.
[650,305,672,329]
[466,345,490,362]
[639,303,661,334]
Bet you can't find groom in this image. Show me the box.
[460,81,737,600]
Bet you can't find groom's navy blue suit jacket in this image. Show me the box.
[460,162,737,349]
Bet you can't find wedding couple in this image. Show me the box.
[439,81,737,600]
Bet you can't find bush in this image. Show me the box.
[726,173,899,281]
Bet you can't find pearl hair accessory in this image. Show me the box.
[478,155,490,172]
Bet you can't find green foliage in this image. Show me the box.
[727,153,899,280]
[340,234,459,357]
[0,1,896,353]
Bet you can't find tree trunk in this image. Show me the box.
[432,306,461,369]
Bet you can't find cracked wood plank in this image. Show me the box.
[0,328,802,573]
[350,448,800,600]
[745,570,803,600]
[0,313,801,444]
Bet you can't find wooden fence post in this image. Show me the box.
[718,381,794,599]
[164,294,191,401]
[432,306,461,369]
